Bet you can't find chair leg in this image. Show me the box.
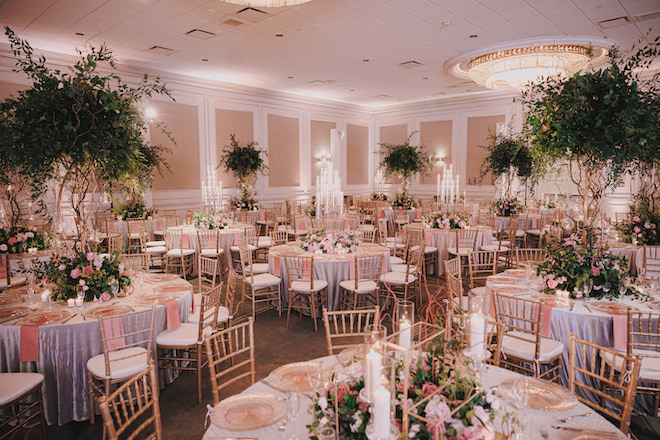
[197,345,202,403]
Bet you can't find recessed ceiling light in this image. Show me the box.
[288,76,293,79]
[350,89,355,92]
[75,32,84,36]
[363,59,369,62]
[276,34,284,37]
[469,34,478,38]
[202,58,209,62]
[442,20,452,27]
[422,77,428,80]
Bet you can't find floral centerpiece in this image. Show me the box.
[393,187,418,210]
[112,198,157,220]
[425,212,469,230]
[300,229,358,254]
[229,186,259,211]
[490,197,523,217]
[616,199,660,246]
[193,210,229,230]
[308,335,502,439]
[537,227,647,300]
[0,225,50,253]
[37,251,130,302]
[306,202,316,217]
[371,193,390,202]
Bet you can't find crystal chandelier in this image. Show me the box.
[316,161,343,219]
[202,165,223,211]
[448,37,611,91]
[221,0,312,6]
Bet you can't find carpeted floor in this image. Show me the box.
[31,273,447,440]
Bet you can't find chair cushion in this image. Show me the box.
[188,306,231,324]
[230,244,258,252]
[339,279,378,293]
[146,246,167,254]
[291,279,328,292]
[481,244,510,252]
[245,273,281,288]
[501,330,564,362]
[86,347,149,380]
[201,248,224,257]
[146,240,166,247]
[258,237,273,247]
[448,248,473,256]
[245,263,269,275]
[166,249,195,257]
[424,246,438,254]
[0,373,44,406]
[156,323,213,346]
[605,349,660,382]
[391,264,418,274]
[390,256,405,265]
[380,271,417,285]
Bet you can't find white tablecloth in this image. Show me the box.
[0,277,193,425]
[425,226,494,275]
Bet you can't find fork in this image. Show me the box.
[559,412,591,423]
[540,426,550,439]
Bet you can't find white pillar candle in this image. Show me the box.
[398,319,412,349]
[76,297,84,307]
[468,314,486,357]
[373,384,391,438]
[67,298,75,308]
[365,348,382,397]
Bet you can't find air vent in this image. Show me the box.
[375,94,390,99]
[399,60,422,69]
[309,79,338,85]
[223,18,244,27]
[236,7,268,22]
[598,16,630,29]
[148,46,174,54]
[635,11,660,22]
[185,29,216,40]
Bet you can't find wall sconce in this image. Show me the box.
[433,155,444,167]
[316,152,331,166]
[145,107,156,123]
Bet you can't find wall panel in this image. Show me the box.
[379,124,407,184]
[268,114,300,187]
[215,109,254,188]
[346,124,369,185]
[466,115,504,186]
[310,120,336,184]
[420,120,452,185]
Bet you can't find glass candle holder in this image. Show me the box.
[362,324,386,403]
[396,300,414,350]
[466,289,488,359]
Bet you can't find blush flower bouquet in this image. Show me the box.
[616,199,660,246]
[193,210,230,230]
[0,225,49,253]
[490,197,523,217]
[299,229,359,254]
[38,251,130,302]
[425,212,469,230]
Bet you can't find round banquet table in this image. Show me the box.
[484,271,659,414]
[268,243,392,311]
[380,208,422,235]
[170,224,252,271]
[607,241,641,276]
[109,219,162,246]
[420,226,494,275]
[202,355,626,439]
[0,274,193,426]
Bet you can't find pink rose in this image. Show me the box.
[634,226,641,233]
[82,265,94,276]
[547,279,559,289]
[592,267,601,276]
[421,382,440,396]
[70,268,80,279]
[633,215,641,222]
[0,244,7,252]
[86,252,95,261]
[100,292,111,301]
[7,237,17,245]
[58,264,66,271]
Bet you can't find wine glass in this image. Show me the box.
[318,427,335,440]
[138,270,146,296]
[639,267,647,284]
[584,278,593,298]
[27,273,36,304]
[284,391,300,439]
[306,363,322,397]
[76,285,85,305]
[618,279,627,303]
[111,281,119,298]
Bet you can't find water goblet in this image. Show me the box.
[27,273,36,304]
[618,279,627,303]
[318,427,335,440]
[584,278,593,297]
[138,271,146,296]
[111,281,119,298]
[284,391,300,439]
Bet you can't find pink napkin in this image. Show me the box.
[157,220,164,230]
[108,222,115,232]
[259,211,265,221]
[380,210,385,219]
[612,313,628,350]
[166,300,181,331]
[535,304,554,337]
[345,219,351,230]
[103,317,126,350]
[532,218,538,228]
[381,255,388,274]
[302,259,312,282]
[20,325,39,362]
[299,219,306,230]
[482,231,489,247]
[273,255,281,276]
[349,257,356,280]
[233,231,240,246]
[189,286,195,313]
[241,211,247,222]
[487,286,496,319]
[182,234,189,248]
[416,210,421,219]
[425,231,433,247]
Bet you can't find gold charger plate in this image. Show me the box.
[85,304,133,319]
[17,310,71,326]
[647,300,660,311]
[589,302,637,315]
[493,285,529,294]
[148,274,181,283]
[210,393,287,431]
[0,306,31,322]
[155,285,190,294]
[263,362,320,393]
[0,295,24,307]
[488,275,520,285]
[337,344,366,366]
[133,295,176,306]
[553,428,620,439]
[531,294,574,307]
[504,269,527,277]
[499,377,578,411]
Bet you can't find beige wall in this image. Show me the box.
[466,115,504,185]
[346,124,369,185]
[420,120,452,185]
[151,101,200,191]
[268,114,300,187]
[379,124,407,184]
[215,109,254,189]
[0,81,25,101]
[310,120,336,184]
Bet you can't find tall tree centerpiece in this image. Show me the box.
[378,132,430,208]
[0,27,173,251]
[219,134,268,210]
[520,37,660,229]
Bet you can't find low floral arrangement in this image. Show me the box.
[229,186,259,211]
[306,202,316,218]
[490,197,523,217]
[393,190,418,210]
[0,225,50,253]
[537,227,647,300]
[112,198,157,220]
[371,193,390,202]
[425,212,469,230]
[37,251,130,302]
[300,229,358,254]
[308,335,502,439]
[538,199,558,209]
[193,210,229,230]
[616,199,660,246]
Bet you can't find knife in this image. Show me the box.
[551,426,618,437]
[60,313,77,324]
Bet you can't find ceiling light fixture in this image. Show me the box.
[221,0,312,6]
[447,37,612,91]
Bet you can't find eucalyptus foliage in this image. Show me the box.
[520,36,660,224]
[0,27,173,247]
[219,134,268,189]
[480,131,534,197]
[378,132,430,189]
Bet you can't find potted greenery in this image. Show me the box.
[481,131,534,198]
[520,38,660,228]
[0,28,172,251]
[378,132,430,208]
[219,134,267,210]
